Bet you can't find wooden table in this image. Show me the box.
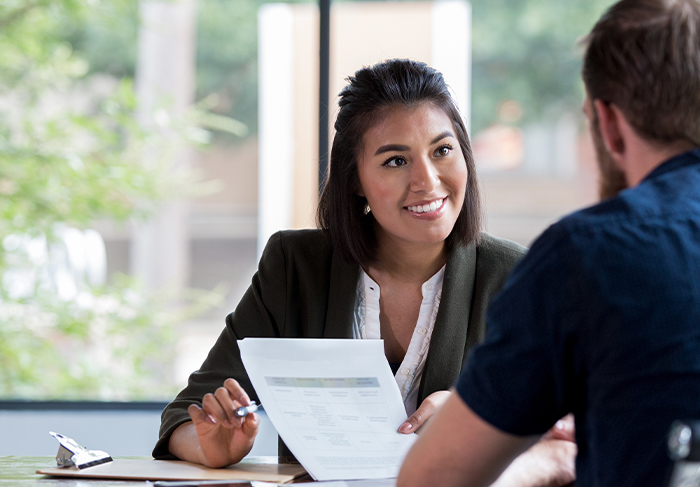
[0,457,400,486]
[1,456,151,485]
[1,456,308,485]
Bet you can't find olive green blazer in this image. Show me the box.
[153,229,525,459]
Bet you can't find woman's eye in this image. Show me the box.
[434,145,452,157]
[383,156,407,167]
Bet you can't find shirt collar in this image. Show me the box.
[642,148,700,183]
[362,265,446,301]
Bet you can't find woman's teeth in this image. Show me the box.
[407,198,444,214]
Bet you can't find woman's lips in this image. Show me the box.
[405,198,445,214]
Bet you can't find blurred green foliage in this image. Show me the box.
[0,0,179,252]
[60,0,289,139]
[0,0,224,400]
[469,0,616,131]
[0,277,225,400]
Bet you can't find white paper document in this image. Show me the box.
[239,338,417,481]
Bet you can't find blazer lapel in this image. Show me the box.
[323,251,359,338]
[418,243,477,402]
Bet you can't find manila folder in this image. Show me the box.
[37,457,308,483]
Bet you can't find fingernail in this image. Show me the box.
[207,415,216,424]
[398,422,413,433]
[555,420,565,430]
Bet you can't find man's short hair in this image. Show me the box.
[582,0,700,146]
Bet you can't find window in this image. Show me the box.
[0,0,614,401]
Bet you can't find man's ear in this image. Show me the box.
[593,99,625,163]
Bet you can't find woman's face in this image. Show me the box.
[357,102,468,252]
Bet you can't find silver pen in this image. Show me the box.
[234,400,263,417]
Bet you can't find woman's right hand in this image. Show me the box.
[170,378,260,467]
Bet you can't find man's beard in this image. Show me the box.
[590,113,628,200]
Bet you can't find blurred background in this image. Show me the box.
[0,0,614,451]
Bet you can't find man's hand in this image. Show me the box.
[490,436,577,487]
[169,378,260,468]
[398,390,451,434]
[487,413,576,487]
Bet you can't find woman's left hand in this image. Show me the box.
[398,390,451,434]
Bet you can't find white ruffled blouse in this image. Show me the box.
[352,265,445,416]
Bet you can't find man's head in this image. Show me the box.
[582,0,700,198]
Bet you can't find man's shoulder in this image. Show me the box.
[521,180,685,276]
[560,150,700,233]
[541,195,637,246]
[555,197,627,231]
[504,218,577,282]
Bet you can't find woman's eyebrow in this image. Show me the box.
[373,131,455,156]
[374,144,409,156]
[431,131,455,144]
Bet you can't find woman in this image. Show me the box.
[153,59,525,467]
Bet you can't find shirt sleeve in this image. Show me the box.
[456,224,582,436]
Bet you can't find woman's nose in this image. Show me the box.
[409,157,439,192]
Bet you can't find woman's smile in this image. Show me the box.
[405,197,447,216]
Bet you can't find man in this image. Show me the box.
[397,0,700,486]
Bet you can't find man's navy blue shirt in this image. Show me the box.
[457,149,700,486]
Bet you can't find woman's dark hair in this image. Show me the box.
[316,58,481,265]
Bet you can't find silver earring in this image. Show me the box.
[363,203,371,215]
